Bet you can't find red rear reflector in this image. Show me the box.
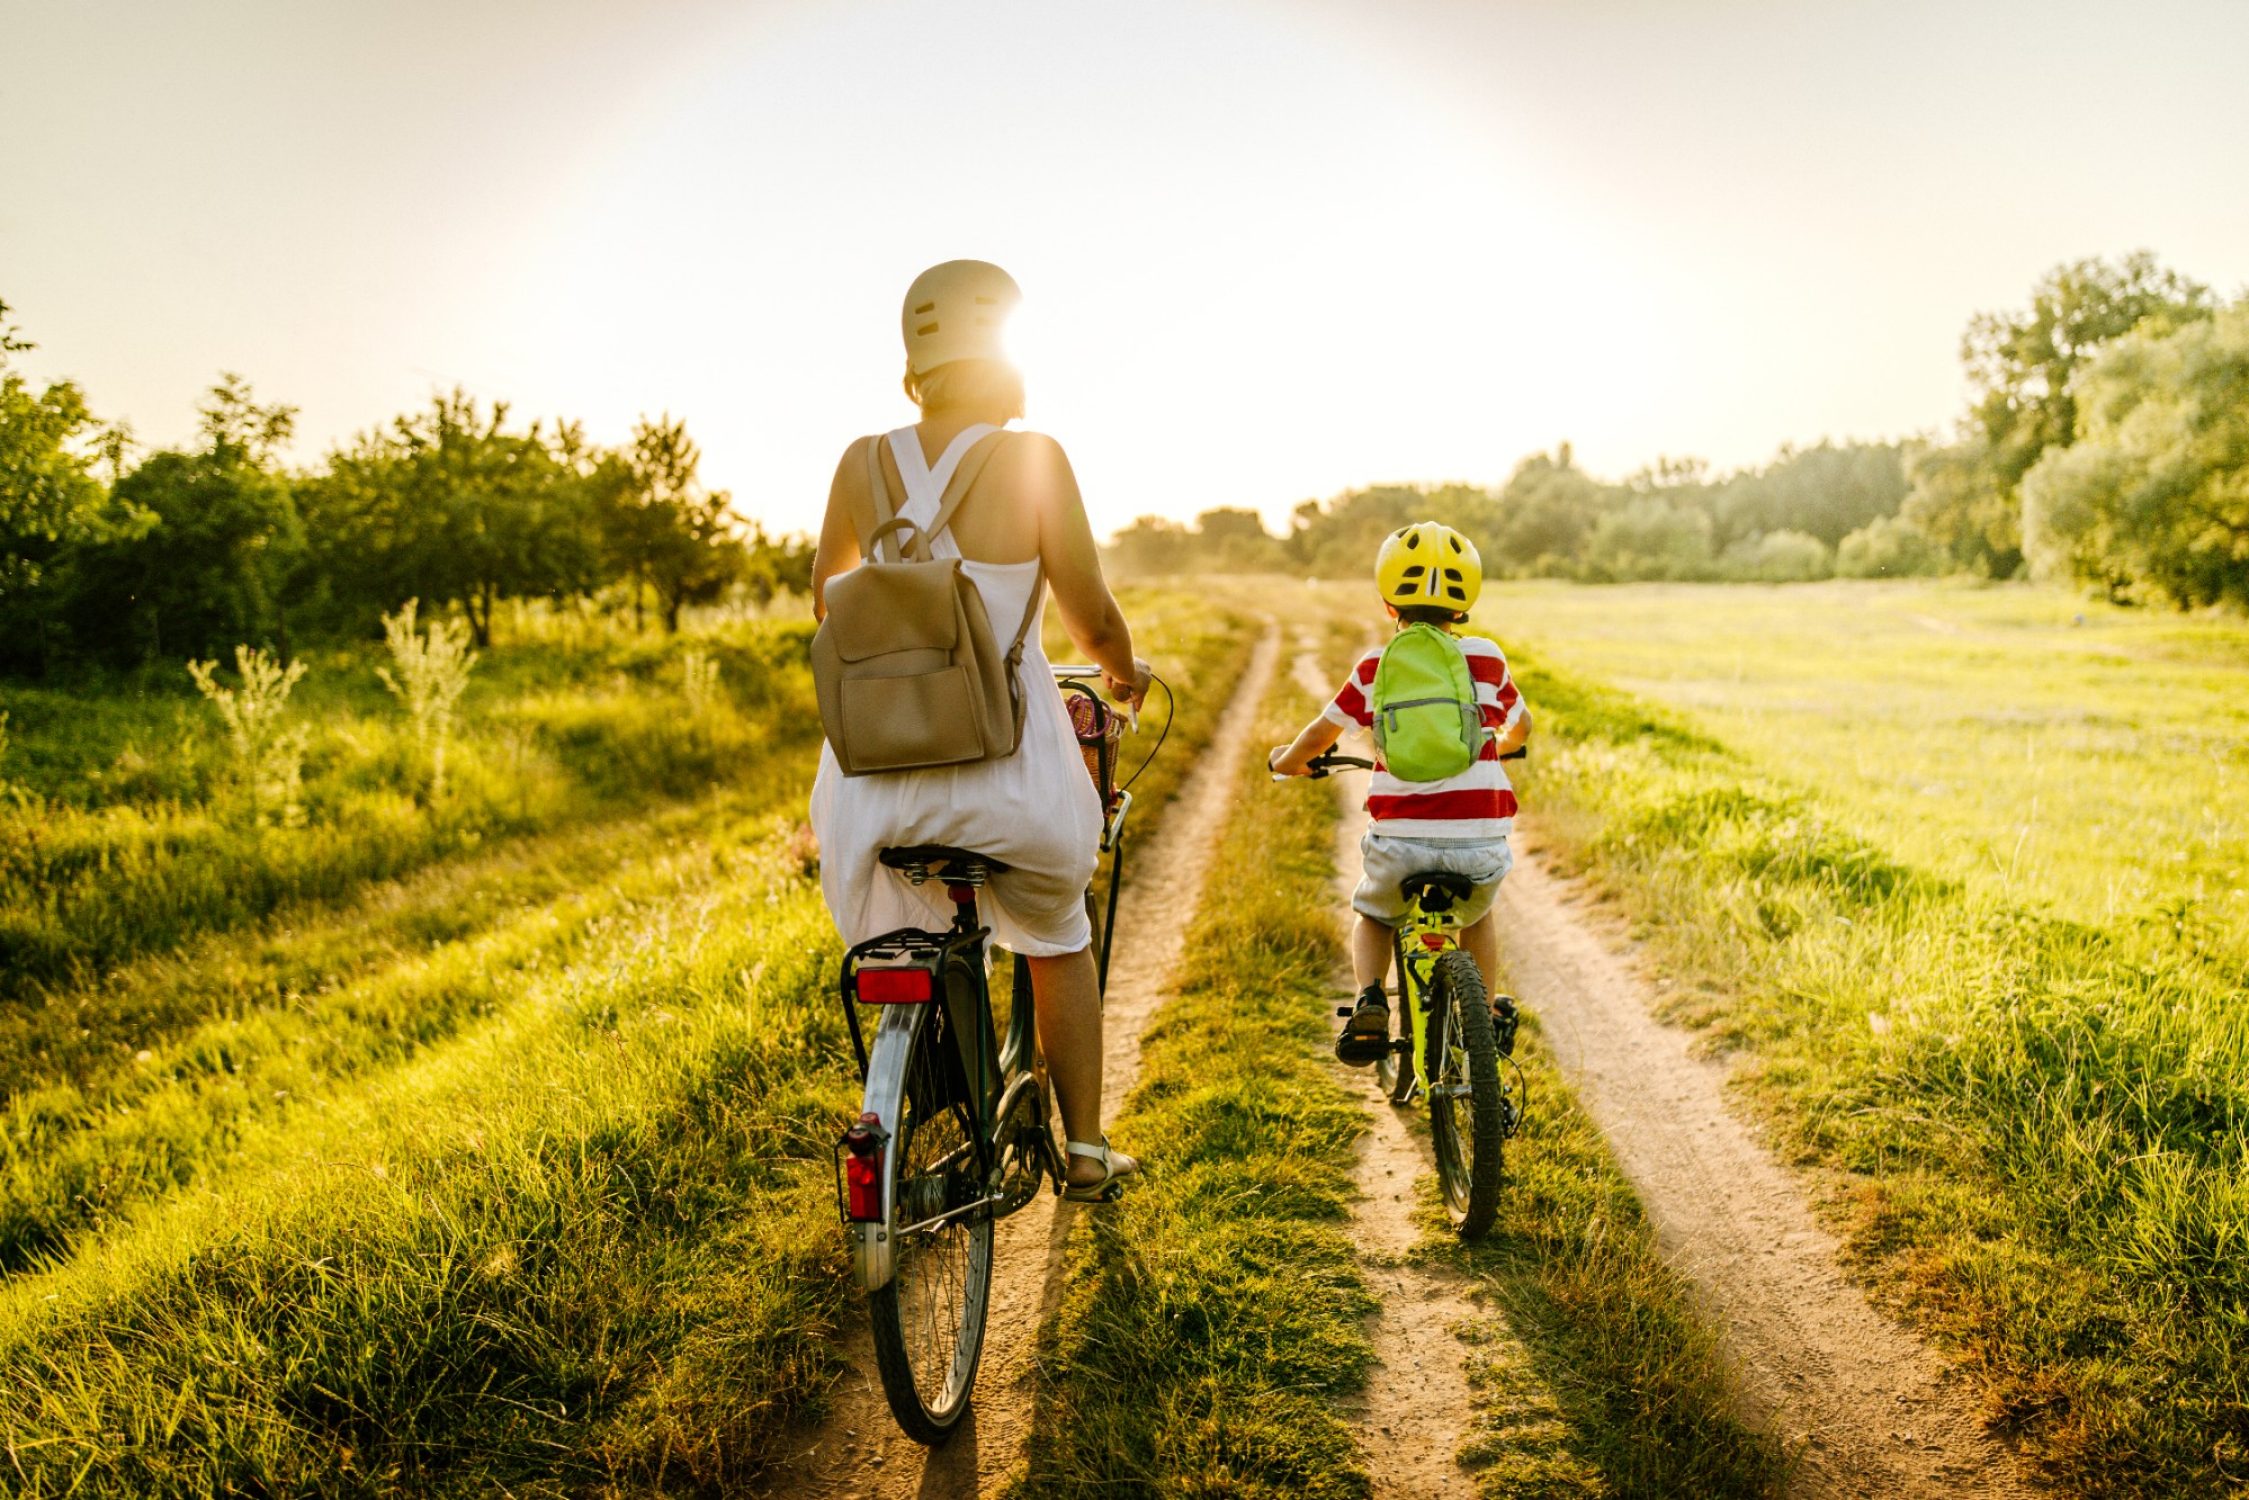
[857,966,933,1003]
[1420,933,1446,949]
[843,1112,884,1220]
[845,1150,883,1219]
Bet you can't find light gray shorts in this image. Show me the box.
[1351,833,1513,926]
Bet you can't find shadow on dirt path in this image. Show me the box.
[753,623,1282,1498]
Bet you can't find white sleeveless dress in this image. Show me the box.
[809,424,1104,957]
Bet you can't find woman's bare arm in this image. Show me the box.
[1020,434,1147,703]
[809,442,865,622]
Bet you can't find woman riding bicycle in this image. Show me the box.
[809,260,1146,1201]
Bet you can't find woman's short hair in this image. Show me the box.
[903,358,1026,421]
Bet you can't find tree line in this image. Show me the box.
[1111,253,2249,609]
[0,303,812,676]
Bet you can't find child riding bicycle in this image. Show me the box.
[1269,521,1530,1064]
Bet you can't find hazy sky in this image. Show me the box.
[6,0,2245,538]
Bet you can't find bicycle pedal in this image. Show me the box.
[1335,1005,1355,1019]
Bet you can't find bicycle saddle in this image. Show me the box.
[880,845,1011,885]
[1399,871,1475,911]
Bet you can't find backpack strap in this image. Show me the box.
[862,436,925,564]
[927,432,1044,674]
[919,430,1010,552]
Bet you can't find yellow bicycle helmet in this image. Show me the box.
[1376,521,1483,611]
[901,260,1021,375]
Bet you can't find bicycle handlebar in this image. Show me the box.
[1273,745,1527,782]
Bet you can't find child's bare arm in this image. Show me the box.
[1493,706,1531,756]
[1268,714,1344,776]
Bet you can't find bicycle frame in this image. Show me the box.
[1389,890,1467,1097]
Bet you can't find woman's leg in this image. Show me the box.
[1025,946,1125,1185]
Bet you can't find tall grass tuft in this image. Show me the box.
[377,598,478,800]
[186,646,309,829]
[679,644,720,715]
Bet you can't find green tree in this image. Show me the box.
[62,376,301,664]
[1579,497,1714,582]
[740,520,814,606]
[2022,301,2249,608]
[1105,515,1194,577]
[1192,506,1285,571]
[306,391,597,647]
[1921,252,2216,576]
[1489,444,1601,573]
[0,297,146,669]
[1900,438,2009,576]
[1711,441,1908,549]
[1835,514,1944,579]
[1967,252,2213,489]
[597,415,744,632]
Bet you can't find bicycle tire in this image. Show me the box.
[864,996,995,1445]
[1423,948,1505,1239]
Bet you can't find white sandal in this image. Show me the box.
[1061,1137,1140,1203]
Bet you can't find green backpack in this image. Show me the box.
[1370,624,1485,782]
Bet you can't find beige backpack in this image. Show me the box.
[811,429,1041,776]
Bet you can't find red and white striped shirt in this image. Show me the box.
[1322,634,1524,840]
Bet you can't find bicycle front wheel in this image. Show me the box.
[1423,949,1505,1239]
[864,999,995,1444]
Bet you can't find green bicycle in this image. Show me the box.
[1289,749,1522,1240]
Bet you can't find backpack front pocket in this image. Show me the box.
[839,665,985,772]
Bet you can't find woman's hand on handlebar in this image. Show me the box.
[1267,746,1307,778]
[1104,657,1153,712]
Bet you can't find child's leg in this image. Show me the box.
[1351,915,1393,994]
[1460,911,1499,1000]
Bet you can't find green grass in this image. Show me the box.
[1014,677,1378,1499]
[0,588,1258,1496]
[1483,579,2249,938]
[1479,580,2249,1497]
[0,621,819,997]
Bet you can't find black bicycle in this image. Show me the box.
[831,668,1159,1443]
[1283,748,1524,1238]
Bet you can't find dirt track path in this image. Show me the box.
[1495,847,2037,1498]
[1288,639,1490,1498]
[755,624,1282,1498]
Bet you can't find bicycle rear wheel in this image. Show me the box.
[1423,949,1505,1239]
[865,999,995,1444]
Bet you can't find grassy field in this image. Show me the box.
[0,588,1254,1495]
[1481,579,2248,1497]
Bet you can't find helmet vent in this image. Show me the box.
[913,301,937,315]
[916,321,940,337]
[1403,532,1421,550]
